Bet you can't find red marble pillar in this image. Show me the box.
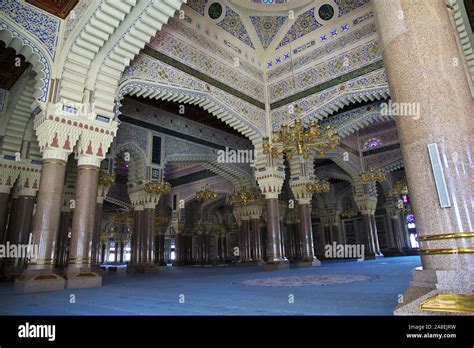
[264,198,288,270]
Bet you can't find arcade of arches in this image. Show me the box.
[0,0,472,315]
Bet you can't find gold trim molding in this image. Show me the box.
[419,247,474,255]
[420,293,474,314]
[417,232,474,242]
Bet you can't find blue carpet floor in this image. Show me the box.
[0,256,420,315]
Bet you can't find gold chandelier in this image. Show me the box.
[341,207,357,218]
[225,186,264,206]
[389,180,408,198]
[99,171,116,187]
[109,211,130,224]
[196,184,218,201]
[155,212,169,225]
[145,180,171,194]
[359,167,386,184]
[306,179,330,193]
[263,105,339,159]
[313,206,329,216]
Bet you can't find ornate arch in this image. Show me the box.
[113,142,147,184]
[0,27,52,104]
[116,79,262,141]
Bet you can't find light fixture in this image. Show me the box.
[341,207,357,218]
[313,206,329,216]
[306,178,330,193]
[359,167,386,184]
[99,171,116,187]
[225,186,264,206]
[262,19,339,160]
[196,184,218,201]
[145,181,171,194]
[262,105,340,159]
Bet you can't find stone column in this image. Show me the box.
[136,204,157,272]
[65,156,101,289]
[296,201,320,267]
[56,210,71,268]
[91,172,113,270]
[2,191,36,279]
[263,197,289,270]
[127,206,143,271]
[370,214,383,256]
[355,196,378,260]
[373,0,474,313]
[251,218,263,262]
[15,149,70,293]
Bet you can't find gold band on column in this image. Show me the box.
[420,293,474,314]
[419,247,474,255]
[417,232,474,242]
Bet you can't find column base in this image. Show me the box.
[263,260,290,271]
[394,268,474,315]
[294,259,321,268]
[363,252,377,260]
[14,269,66,293]
[65,268,102,289]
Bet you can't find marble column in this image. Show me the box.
[370,214,383,256]
[65,161,101,289]
[55,210,71,268]
[296,202,320,267]
[90,202,103,270]
[2,194,35,279]
[127,207,143,271]
[15,152,69,293]
[157,233,165,265]
[196,233,203,264]
[373,0,474,313]
[361,213,376,259]
[263,197,289,270]
[251,218,263,262]
[135,205,156,272]
[239,219,251,263]
[0,191,10,244]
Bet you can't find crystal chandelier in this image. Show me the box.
[225,186,264,206]
[196,184,218,201]
[262,105,340,159]
[145,180,171,194]
[359,167,386,184]
[306,178,330,193]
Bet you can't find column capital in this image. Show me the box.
[289,177,315,204]
[128,186,161,210]
[354,195,377,214]
[256,166,285,196]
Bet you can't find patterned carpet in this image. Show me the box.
[0,256,420,315]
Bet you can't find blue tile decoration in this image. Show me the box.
[250,16,287,49]
[217,6,255,49]
[276,8,323,49]
[0,0,60,59]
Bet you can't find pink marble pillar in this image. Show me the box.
[296,203,320,267]
[373,0,474,312]
[65,163,101,289]
[15,156,69,293]
[264,198,289,270]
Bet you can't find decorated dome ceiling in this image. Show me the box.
[185,0,370,52]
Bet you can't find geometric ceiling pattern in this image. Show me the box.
[217,6,255,49]
[186,0,372,52]
[250,15,287,49]
[276,7,322,49]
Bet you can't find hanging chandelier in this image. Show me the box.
[341,207,357,218]
[225,186,264,206]
[313,206,329,216]
[99,171,116,187]
[359,167,386,184]
[306,178,330,193]
[196,184,218,201]
[262,104,340,159]
[145,180,172,194]
[389,180,408,198]
[155,212,169,225]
